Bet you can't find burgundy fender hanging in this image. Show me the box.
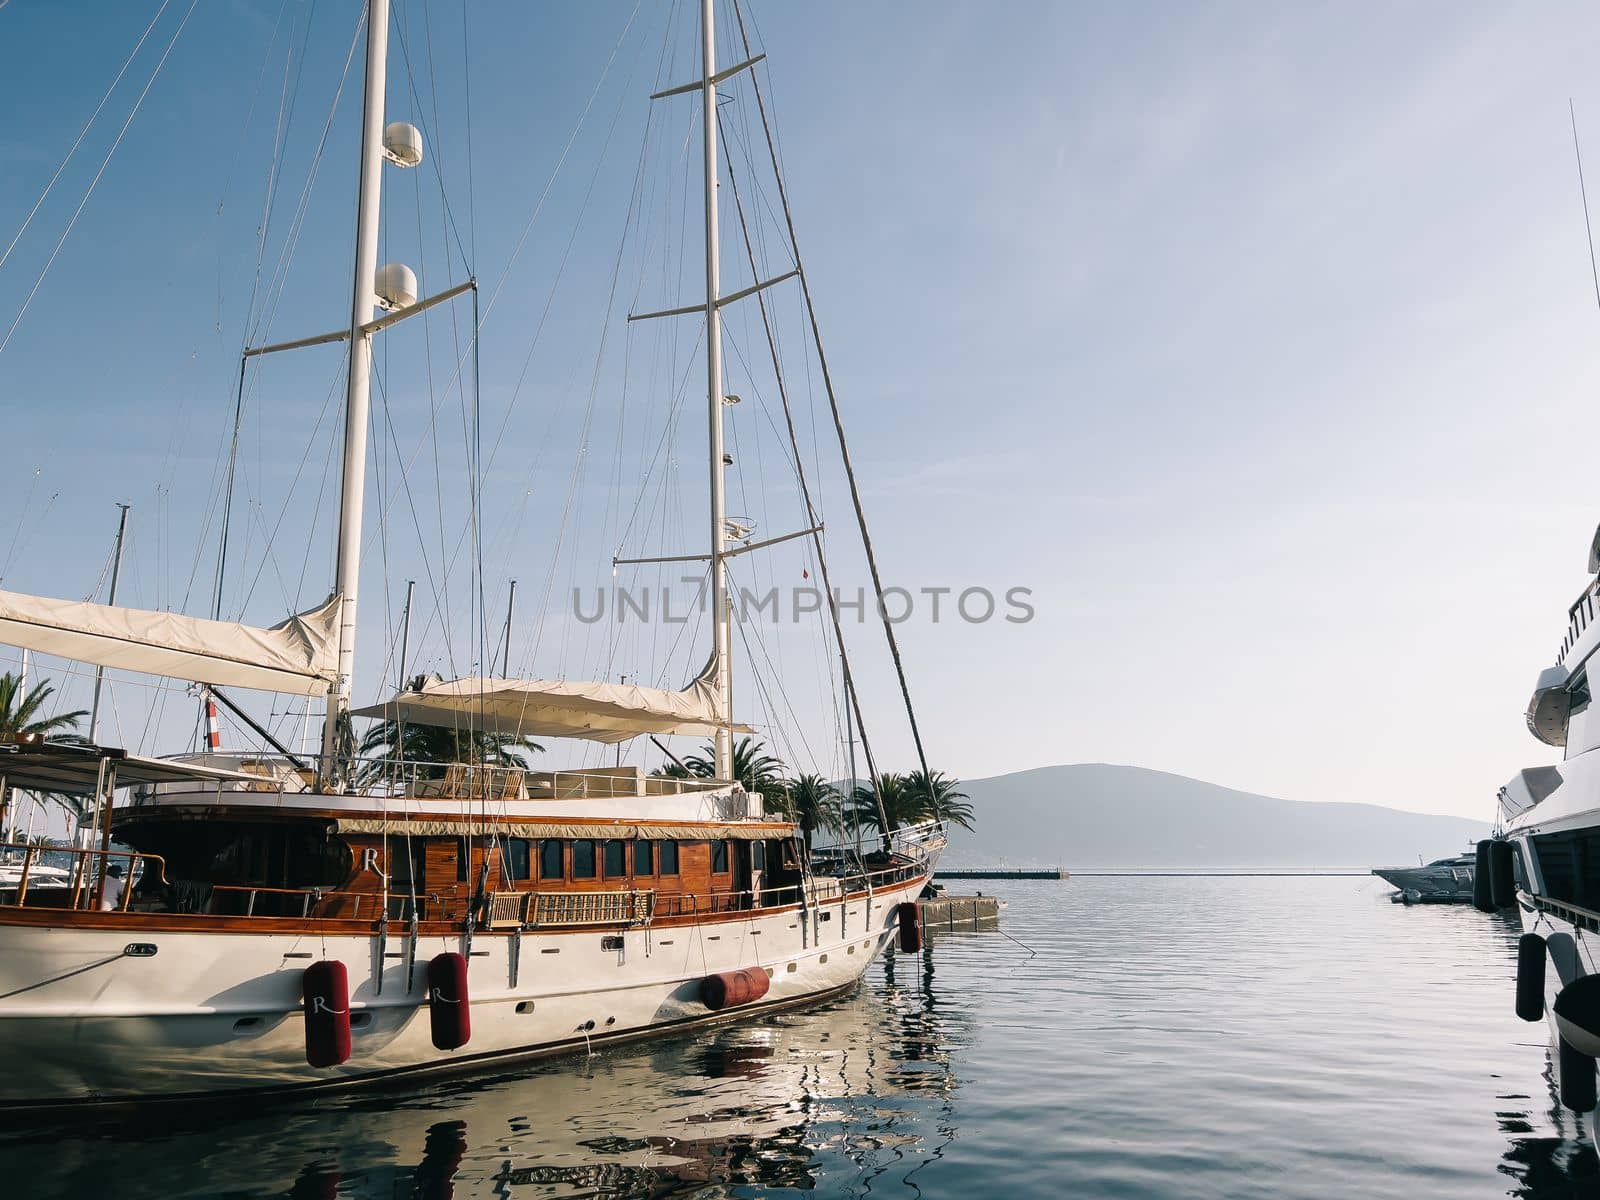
[427,952,472,1050]
[702,966,772,1011]
[303,960,351,1068]
[897,901,923,953]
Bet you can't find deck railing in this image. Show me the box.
[0,841,167,911]
[133,753,740,804]
[0,839,931,925]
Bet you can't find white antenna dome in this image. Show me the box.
[381,121,424,167]
[374,262,418,311]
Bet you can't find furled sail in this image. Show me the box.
[352,658,747,744]
[0,589,340,694]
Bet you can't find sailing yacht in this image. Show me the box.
[0,0,943,1108]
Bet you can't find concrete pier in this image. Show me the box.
[935,868,1067,880]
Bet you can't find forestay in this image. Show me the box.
[0,589,339,694]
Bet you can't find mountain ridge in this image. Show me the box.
[937,762,1490,869]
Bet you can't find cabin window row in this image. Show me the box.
[449,837,737,884]
[1531,830,1600,909]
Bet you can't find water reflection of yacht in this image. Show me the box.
[0,954,964,1200]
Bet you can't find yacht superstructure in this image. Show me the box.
[1371,851,1475,903]
[1494,528,1600,1127]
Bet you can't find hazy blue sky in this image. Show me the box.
[4,1,1600,820]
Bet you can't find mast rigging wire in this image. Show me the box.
[351,5,651,679]
[731,0,935,803]
[717,103,887,836]
[0,0,174,276]
[1571,99,1600,318]
[186,7,365,617]
[0,0,200,354]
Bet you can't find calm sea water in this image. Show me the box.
[1,876,1595,1199]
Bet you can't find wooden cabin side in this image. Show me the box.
[91,806,806,926]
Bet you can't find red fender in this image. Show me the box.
[303,960,351,1068]
[428,952,472,1050]
[897,901,923,953]
[701,966,772,1011]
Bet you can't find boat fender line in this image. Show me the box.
[427,952,471,1051]
[1561,1033,1599,1113]
[701,966,771,1011]
[1554,974,1600,1058]
[1489,840,1517,909]
[1473,840,1496,913]
[896,901,923,953]
[1549,931,1583,988]
[404,910,419,995]
[373,913,388,997]
[302,960,351,1068]
[1517,933,1547,1022]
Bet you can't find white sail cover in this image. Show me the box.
[0,589,339,695]
[353,660,746,744]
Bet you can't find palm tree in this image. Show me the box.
[904,769,975,830]
[0,672,86,742]
[656,736,786,796]
[848,772,919,834]
[0,671,88,826]
[653,758,699,781]
[772,773,841,851]
[358,677,542,781]
[849,769,975,834]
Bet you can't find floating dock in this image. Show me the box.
[918,894,1001,930]
[935,868,1067,880]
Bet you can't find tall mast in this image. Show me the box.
[702,0,733,780]
[320,0,390,786]
[88,503,130,744]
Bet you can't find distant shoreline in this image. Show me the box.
[1065,870,1369,877]
[941,865,1377,875]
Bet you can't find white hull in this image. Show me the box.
[0,875,927,1107]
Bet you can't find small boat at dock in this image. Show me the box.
[1371,852,1475,903]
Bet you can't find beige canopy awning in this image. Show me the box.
[0,589,339,695]
[352,660,749,744]
[0,741,265,794]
